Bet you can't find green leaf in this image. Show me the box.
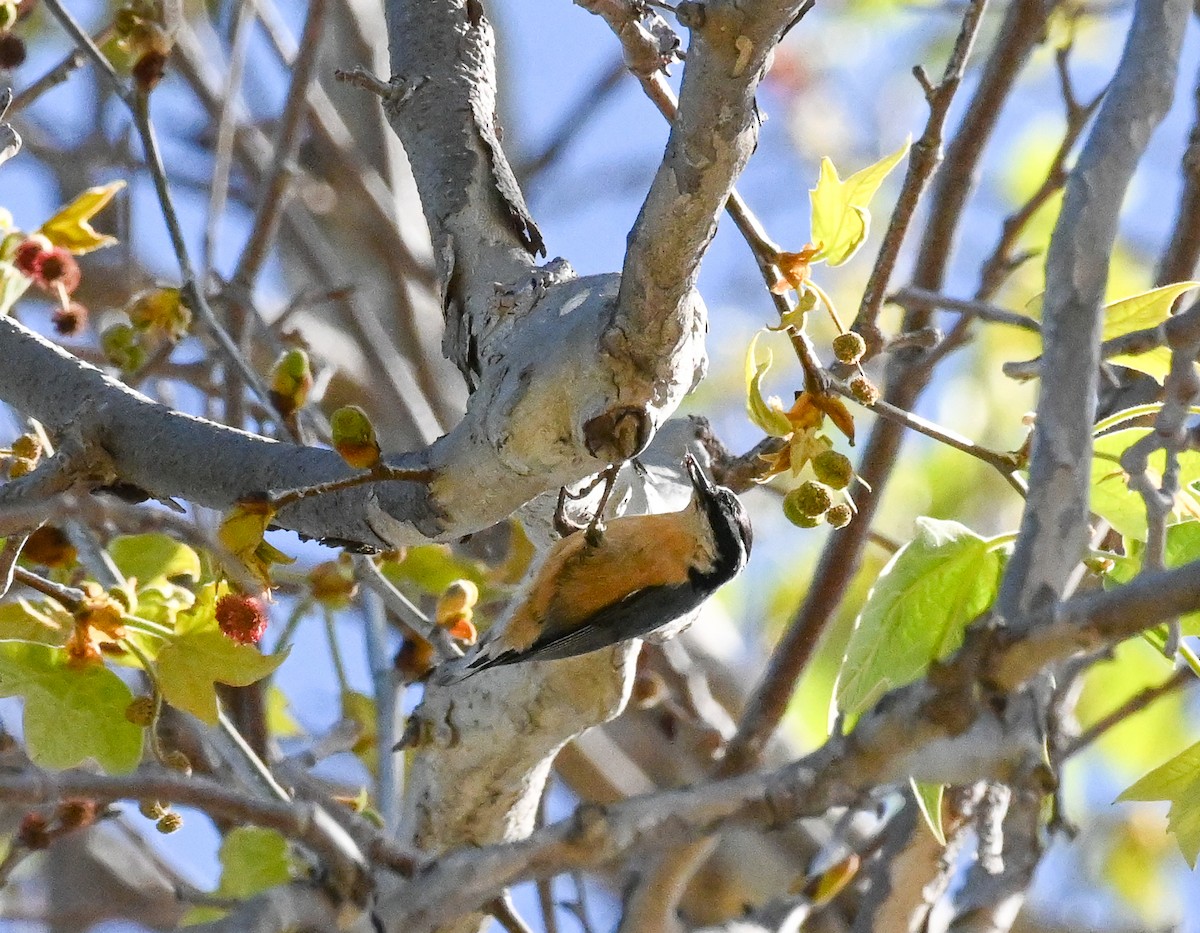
[0,600,69,646]
[342,690,378,775]
[834,518,1004,718]
[1118,739,1200,867]
[216,827,296,898]
[810,138,910,267]
[265,685,302,738]
[911,778,945,845]
[1102,282,1199,383]
[156,584,286,725]
[0,641,143,772]
[1107,521,1200,634]
[744,332,794,437]
[1090,429,1200,541]
[380,546,489,598]
[107,534,201,588]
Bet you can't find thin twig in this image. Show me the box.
[38,0,286,425]
[890,287,1041,332]
[10,566,84,609]
[852,0,991,357]
[352,555,461,662]
[1062,667,1192,757]
[228,0,327,294]
[362,585,400,831]
[202,0,257,277]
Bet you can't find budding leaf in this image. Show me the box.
[744,332,794,437]
[834,518,1003,719]
[156,584,286,725]
[218,500,294,590]
[1102,281,1200,383]
[1118,739,1200,867]
[331,405,381,469]
[38,181,126,254]
[810,138,910,267]
[0,641,143,772]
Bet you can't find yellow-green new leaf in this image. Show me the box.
[1118,739,1200,867]
[107,533,201,588]
[911,778,946,845]
[0,641,143,773]
[38,181,125,254]
[744,332,794,437]
[810,138,911,267]
[156,584,286,724]
[1103,281,1200,383]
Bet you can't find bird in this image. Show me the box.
[437,453,752,682]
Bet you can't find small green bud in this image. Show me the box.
[155,811,183,834]
[124,695,155,727]
[826,503,853,529]
[138,799,168,820]
[833,332,866,365]
[811,450,853,490]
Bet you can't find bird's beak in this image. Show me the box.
[684,453,715,495]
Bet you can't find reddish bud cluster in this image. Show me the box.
[14,240,81,294]
[52,302,89,336]
[0,31,25,69]
[216,593,268,645]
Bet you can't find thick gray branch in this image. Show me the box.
[997,0,1189,622]
[612,0,805,379]
[382,0,543,380]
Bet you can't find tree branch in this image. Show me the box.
[998,0,1190,624]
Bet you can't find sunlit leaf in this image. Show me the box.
[810,138,910,267]
[911,778,945,845]
[107,534,201,588]
[156,584,286,724]
[1119,739,1200,867]
[1103,282,1200,383]
[834,518,1004,718]
[743,332,794,437]
[38,181,125,254]
[0,641,143,772]
[1090,429,1200,541]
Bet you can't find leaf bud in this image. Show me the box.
[155,811,183,834]
[125,695,156,726]
[787,480,833,517]
[162,750,192,776]
[811,449,853,490]
[825,503,853,529]
[331,405,381,470]
[849,374,880,405]
[138,799,169,820]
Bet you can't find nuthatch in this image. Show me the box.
[439,454,751,682]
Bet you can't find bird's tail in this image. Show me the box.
[431,645,519,686]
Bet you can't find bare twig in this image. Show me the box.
[890,287,1041,332]
[352,555,461,662]
[1062,667,1192,757]
[38,0,286,425]
[852,0,990,358]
